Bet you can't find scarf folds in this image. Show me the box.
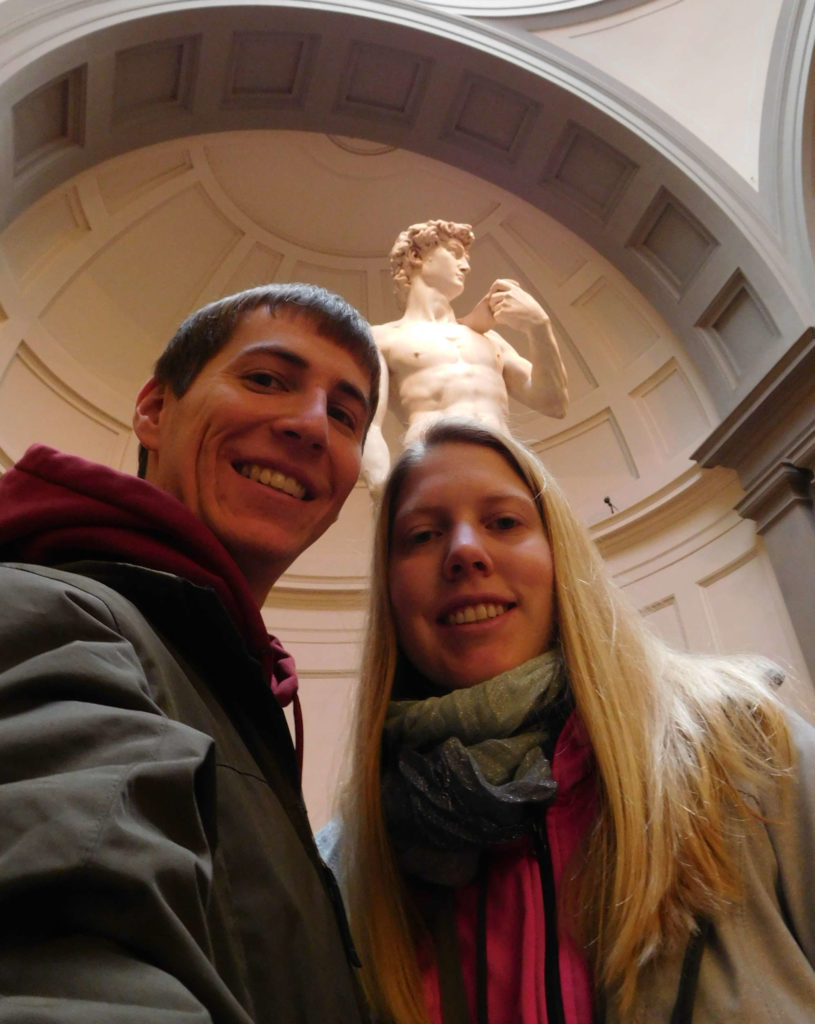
[382,650,571,886]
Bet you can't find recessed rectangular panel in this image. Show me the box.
[40,184,243,390]
[447,74,539,159]
[221,243,284,294]
[290,262,368,316]
[335,42,430,122]
[697,271,778,381]
[113,37,199,118]
[632,359,711,457]
[700,550,796,664]
[534,411,638,519]
[2,187,89,282]
[640,597,688,650]
[502,213,587,286]
[225,32,317,107]
[13,66,86,175]
[542,122,637,221]
[96,148,194,212]
[573,276,659,369]
[712,289,775,373]
[0,348,123,465]
[631,189,717,295]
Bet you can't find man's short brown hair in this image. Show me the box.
[138,283,379,476]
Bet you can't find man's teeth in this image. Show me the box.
[445,603,508,625]
[240,463,306,500]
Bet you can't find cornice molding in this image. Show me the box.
[693,325,815,532]
[591,464,738,560]
[264,581,369,607]
[736,458,814,533]
[413,0,650,24]
[692,326,815,479]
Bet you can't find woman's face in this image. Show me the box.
[388,442,556,691]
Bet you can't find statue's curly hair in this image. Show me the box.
[388,220,474,307]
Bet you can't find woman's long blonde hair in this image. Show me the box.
[339,419,792,1021]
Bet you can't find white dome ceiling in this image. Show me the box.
[0,128,716,590]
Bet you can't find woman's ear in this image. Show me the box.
[132,377,165,450]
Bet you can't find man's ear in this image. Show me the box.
[132,377,166,451]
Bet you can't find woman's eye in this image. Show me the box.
[492,515,519,531]
[408,529,435,547]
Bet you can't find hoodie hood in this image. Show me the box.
[0,444,297,705]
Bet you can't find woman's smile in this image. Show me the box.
[439,600,514,626]
[388,441,556,690]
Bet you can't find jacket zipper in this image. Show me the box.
[532,813,567,1024]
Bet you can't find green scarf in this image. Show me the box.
[382,649,571,886]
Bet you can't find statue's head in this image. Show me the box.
[389,220,475,307]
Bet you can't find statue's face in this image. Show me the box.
[414,240,470,299]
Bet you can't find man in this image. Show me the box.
[362,219,569,494]
[0,284,379,1022]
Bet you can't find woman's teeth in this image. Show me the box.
[240,463,306,500]
[445,603,508,625]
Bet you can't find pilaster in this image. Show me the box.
[693,327,815,678]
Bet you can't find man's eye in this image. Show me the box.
[245,371,283,389]
[329,405,357,431]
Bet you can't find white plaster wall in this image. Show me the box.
[536,0,785,187]
[601,469,815,715]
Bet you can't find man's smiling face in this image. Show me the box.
[135,306,372,602]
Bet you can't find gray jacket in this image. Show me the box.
[0,561,367,1023]
[612,707,815,1023]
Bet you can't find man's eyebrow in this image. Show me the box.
[237,342,370,416]
[239,342,308,370]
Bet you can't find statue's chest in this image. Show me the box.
[391,325,497,372]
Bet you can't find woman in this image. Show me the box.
[324,418,815,1023]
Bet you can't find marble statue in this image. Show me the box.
[363,219,568,494]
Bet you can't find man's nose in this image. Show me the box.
[442,523,491,579]
[275,390,329,451]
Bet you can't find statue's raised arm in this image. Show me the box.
[459,277,568,419]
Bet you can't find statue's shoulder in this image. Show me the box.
[372,318,414,353]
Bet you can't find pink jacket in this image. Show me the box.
[419,711,598,1024]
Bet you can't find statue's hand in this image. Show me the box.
[487,279,548,331]
[457,291,496,335]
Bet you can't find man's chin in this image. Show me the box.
[226,528,332,592]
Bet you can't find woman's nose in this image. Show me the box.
[442,523,491,579]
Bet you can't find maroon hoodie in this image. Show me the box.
[0,444,298,707]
